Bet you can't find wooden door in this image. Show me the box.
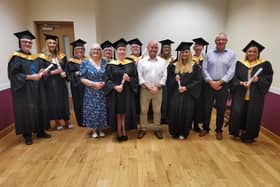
[35,21,75,59]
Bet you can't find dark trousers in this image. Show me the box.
[70,85,84,126]
[203,83,229,133]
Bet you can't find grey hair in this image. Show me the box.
[89,43,102,57]
[215,32,228,40]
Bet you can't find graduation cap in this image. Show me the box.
[159,39,174,46]
[44,34,60,51]
[112,38,128,60]
[175,42,193,61]
[128,38,143,56]
[128,38,143,46]
[70,39,86,48]
[101,40,113,49]
[14,30,36,40]
[192,37,209,53]
[44,34,58,41]
[176,42,193,51]
[192,37,209,46]
[242,40,265,53]
[113,38,128,49]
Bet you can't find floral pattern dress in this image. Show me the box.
[80,59,107,129]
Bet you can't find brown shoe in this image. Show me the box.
[199,130,209,137]
[154,130,163,139]
[216,133,223,140]
[137,130,146,139]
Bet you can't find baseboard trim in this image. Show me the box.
[261,126,280,143]
[0,124,14,138]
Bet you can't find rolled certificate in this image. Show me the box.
[75,71,80,76]
[121,79,125,86]
[176,74,181,87]
[247,67,263,85]
[40,64,54,76]
[52,58,62,70]
[178,80,181,88]
[57,60,62,70]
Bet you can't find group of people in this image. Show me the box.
[8,30,273,145]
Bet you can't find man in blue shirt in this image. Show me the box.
[200,33,236,140]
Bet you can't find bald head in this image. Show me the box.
[147,40,158,59]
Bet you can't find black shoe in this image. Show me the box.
[154,130,163,139]
[122,135,128,141]
[25,137,33,145]
[193,126,202,133]
[37,131,51,138]
[137,130,146,139]
[117,136,123,142]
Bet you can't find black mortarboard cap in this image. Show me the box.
[193,37,209,54]
[176,42,193,51]
[101,40,113,49]
[113,38,128,49]
[70,38,87,48]
[128,38,143,46]
[14,30,36,40]
[159,39,174,46]
[45,34,58,41]
[175,42,193,61]
[242,40,265,53]
[192,37,209,46]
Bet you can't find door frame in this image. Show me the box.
[34,21,75,55]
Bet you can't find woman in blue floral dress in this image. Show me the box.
[80,43,107,138]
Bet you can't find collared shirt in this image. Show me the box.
[137,56,167,87]
[202,48,236,83]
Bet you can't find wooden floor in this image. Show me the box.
[0,113,280,187]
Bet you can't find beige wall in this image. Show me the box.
[27,0,98,53]
[97,0,228,53]
[225,0,280,91]
[0,0,27,90]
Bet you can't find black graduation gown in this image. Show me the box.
[8,50,50,135]
[229,60,273,139]
[160,56,173,124]
[66,56,86,126]
[36,53,70,121]
[192,56,205,125]
[104,59,138,131]
[167,63,202,137]
[127,55,141,117]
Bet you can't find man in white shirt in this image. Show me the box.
[137,41,167,139]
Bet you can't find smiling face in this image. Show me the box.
[180,50,190,63]
[148,41,158,59]
[74,47,85,59]
[246,46,259,61]
[162,45,171,57]
[103,47,113,59]
[117,46,127,60]
[47,39,57,53]
[90,46,102,60]
[193,44,203,56]
[131,44,140,56]
[215,34,227,52]
[20,39,32,53]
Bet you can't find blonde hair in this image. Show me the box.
[175,51,193,74]
[42,39,59,57]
